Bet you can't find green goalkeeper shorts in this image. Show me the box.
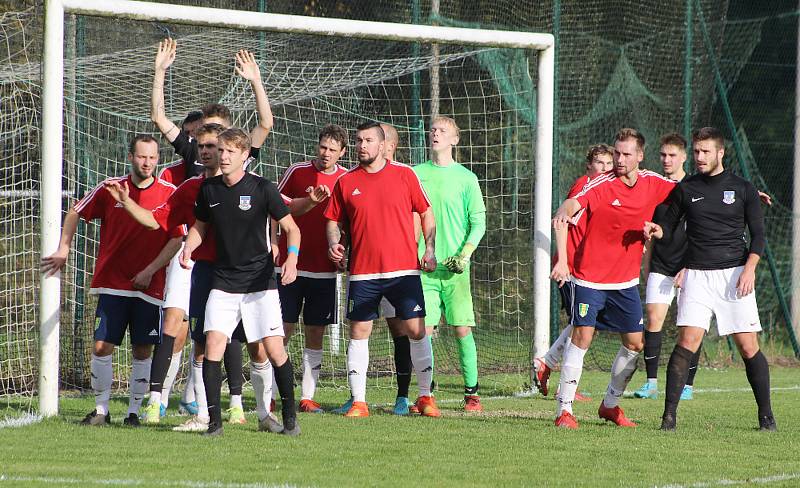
[421,267,475,327]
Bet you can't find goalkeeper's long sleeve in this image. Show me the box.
[464,210,486,252]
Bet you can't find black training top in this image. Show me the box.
[195,172,289,293]
[171,131,261,179]
[649,202,687,277]
[656,169,765,270]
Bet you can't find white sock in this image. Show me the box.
[347,339,369,402]
[410,337,433,397]
[192,358,209,420]
[544,324,573,368]
[181,344,196,403]
[301,348,323,401]
[229,394,243,409]
[556,341,587,416]
[91,353,113,415]
[148,391,162,407]
[648,378,658,386]
[603,345,639,408]
[129,357,152,415]
[250,360,273,421]
[160,350,183,408]
[271,375,279,401]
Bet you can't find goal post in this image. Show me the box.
[40,0,555,416]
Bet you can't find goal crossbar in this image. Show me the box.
[40,0,555,416]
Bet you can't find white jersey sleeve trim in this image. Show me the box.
[74,177,124,213]
[89,287,164,306]
[297,270,338,279]
[571,276,639,290]
[348,269,422,281]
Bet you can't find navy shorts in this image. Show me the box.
[94,294,162,346]
[189,261,246,344]
[570,283,643,333]
[347,275,425,322]
[276,274,336,326]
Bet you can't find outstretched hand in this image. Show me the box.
[234,49,261,82]
[308,184,331,204]
[155,38,176,72]
[104,179,130,204]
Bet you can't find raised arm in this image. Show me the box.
[40,208,80,276]
[151,38,180,142]
[645,187,684,242]
[235,49,274,149]
[287,185,331,217]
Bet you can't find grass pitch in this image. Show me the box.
[2,367,799,488]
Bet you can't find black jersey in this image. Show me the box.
[649,203,687,277]
[171,131,261,179]
[195,172,289,293]
[656,169,765,270]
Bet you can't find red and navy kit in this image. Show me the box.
[324,160,431,280]
[276,161,348,277]
[74,175,182,305]
[571,170,676,289]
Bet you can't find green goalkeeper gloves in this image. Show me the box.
[442,243,476,274]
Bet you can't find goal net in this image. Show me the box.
[2,3,553,418]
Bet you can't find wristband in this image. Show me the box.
[287,245,300,256]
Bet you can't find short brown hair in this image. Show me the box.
[615,128,645,151]
[692,127,724,148]
[585,143,613,165]
[356,121,384,141]
[194,123,225,140]
[318,124,348,149]
[200,103,232,126]
[659,133,687,151]
[217,128,251,151]
[128,134,158,155]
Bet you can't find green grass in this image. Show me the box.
[2,367,800,488]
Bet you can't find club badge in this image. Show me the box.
[239,195,252,211]
[723,190,735,204]
[578,303,589,318]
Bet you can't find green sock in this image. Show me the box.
[457,332,479,394]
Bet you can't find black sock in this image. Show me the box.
[203,359,223,426]
[743,350,773,418]
[149,334,176,393]
[664,345,693,416]
[686,344,702,386]
[643,330,662,380]
[392,335,412,398]
[273,358,296,422]
[223,339,244,396]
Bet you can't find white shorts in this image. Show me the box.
[379,297,396,319]
[204,288,284,342]
[645,272,678,305]
[162,246,192,313]
[676,266,762,336]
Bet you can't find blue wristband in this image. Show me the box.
[287,245,299,256]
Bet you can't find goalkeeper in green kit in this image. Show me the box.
[413,116,486,412]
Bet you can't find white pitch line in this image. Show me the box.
[654,472,800,488]
[0,474,303,488]
[0,413,42,429]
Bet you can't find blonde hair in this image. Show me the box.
[217,128,251,151]
[432,116,460,138]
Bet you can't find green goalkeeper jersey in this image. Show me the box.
[414,160,486,270]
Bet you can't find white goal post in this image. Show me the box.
[40,0,555,416]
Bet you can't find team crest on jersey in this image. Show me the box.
[578,303,589,318]
[239,195,252,211]
[723,191,735,204]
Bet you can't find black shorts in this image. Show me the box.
[276,274,336,326]
[94,294,162,346]
[189,260,246,344]
[346,275,425,322]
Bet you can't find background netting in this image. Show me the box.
[1,0,799,419]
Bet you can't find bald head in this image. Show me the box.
[380,123,399,161]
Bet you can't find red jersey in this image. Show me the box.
[558,174,592,272]
[324,160,431,281]
[153,175,217,263]
[571,170,676,289]
[277,161,348,277]
[74,175,181,304]
[158,161,187,186]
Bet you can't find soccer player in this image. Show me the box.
[534,144,613,399]
[413,116,486,411]
[550,128,676,429]
[633,133,699,401]
[41,135,183,426]
[181,128,301,436]
[325,121,440,418]
[275,124,349,413]
[644,127,776,431]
